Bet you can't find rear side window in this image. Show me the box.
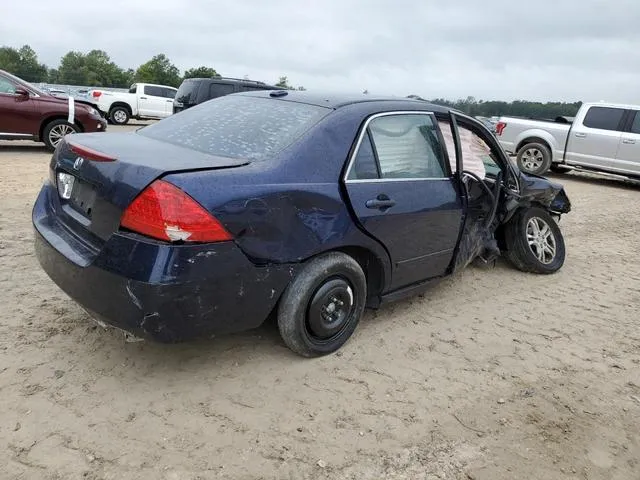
[138,95,330,160]
[144,85,164,97]
[208,83,235,99]
[162,88,177,99]
[629,112,640,134]
[583,107,624,131]
[368,114,448,179]
[348,131,379,180]
[175,80,201,105]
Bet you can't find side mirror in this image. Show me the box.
[14,88,29,99]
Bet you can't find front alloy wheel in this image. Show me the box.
[526,216,557,265]
[504,207,566,274]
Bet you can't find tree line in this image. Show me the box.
[0,44,304,91]
[1,44,581,118]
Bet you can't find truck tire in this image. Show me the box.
[516,142,552,175]
[504,207,565,274]
[109,106,130,125]
[43,119,79,151]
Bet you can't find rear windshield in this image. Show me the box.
[174,79,201,105]
[138,95,330,160]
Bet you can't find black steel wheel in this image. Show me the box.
[277,252,366,357]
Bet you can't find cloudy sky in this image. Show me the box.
[2,0,639,102]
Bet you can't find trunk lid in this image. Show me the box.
[50,132,248,246]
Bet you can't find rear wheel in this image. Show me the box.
[504,207,565,274]
[43,119,79,151]
[109,106,130,125]
[277,252,367,357]
[517,142,552,175]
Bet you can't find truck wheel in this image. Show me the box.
[277,252,367,358]
[43,119,79,151]
[109,107,130,125]
[504,207,565,274]
[516,142,552,175]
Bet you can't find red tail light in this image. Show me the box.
[120,180,233,243]
[69,142,117,162]
[91,91,102,98]
[495,121,507,136]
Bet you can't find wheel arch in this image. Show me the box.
[515,133,556,160]
[109,102,132,114]
[39,115,83,141]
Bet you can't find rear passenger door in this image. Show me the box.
[564,106,625,170]
[139,85,167,118]
[615,110,640,175]
[162,87,177,117]
[344,112,463,290]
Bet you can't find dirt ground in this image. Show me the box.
[0,125,639,480]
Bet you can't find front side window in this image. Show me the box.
[0,77,16,94]
[367,114,448,179]
[583,107,624,131]
[438,119,501,179]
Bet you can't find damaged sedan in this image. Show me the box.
[33,91,571,357]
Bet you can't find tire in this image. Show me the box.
[516,142,552,175]
[109,106,130,125]
[550,163,571,173]
[43,119,79,151]
[504,207,565,274]
[277,252,367,357]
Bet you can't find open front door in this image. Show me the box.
[443,112,503,272]
[344,112,463,291]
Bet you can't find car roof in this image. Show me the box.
[182,77,279,88]
[234,89,453,113]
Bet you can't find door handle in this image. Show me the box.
[140,96,147,99]
[366,195,396,210]
[622,138,636,144]
[166,100,173,102]
[575,132,587,138]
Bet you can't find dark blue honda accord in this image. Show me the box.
[33,90,571,357]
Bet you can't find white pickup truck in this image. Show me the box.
[496,102,640,179]
[88,83,177,125]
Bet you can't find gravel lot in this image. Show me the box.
[1,125,639,480]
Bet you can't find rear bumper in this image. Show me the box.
[33,184,296,342]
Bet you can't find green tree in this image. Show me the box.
[0,45,48,82]
[56,50,133,87]
[275,75,291,89]
[57,51,89,85]
[275,75,305,90]
[183,66,219,79]
[135,54,181,87]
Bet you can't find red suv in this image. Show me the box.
[0,69,107,151]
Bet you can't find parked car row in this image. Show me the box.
[86,76,281,125]
[496,102,640,180]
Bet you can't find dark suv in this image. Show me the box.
[173,77,280,113]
